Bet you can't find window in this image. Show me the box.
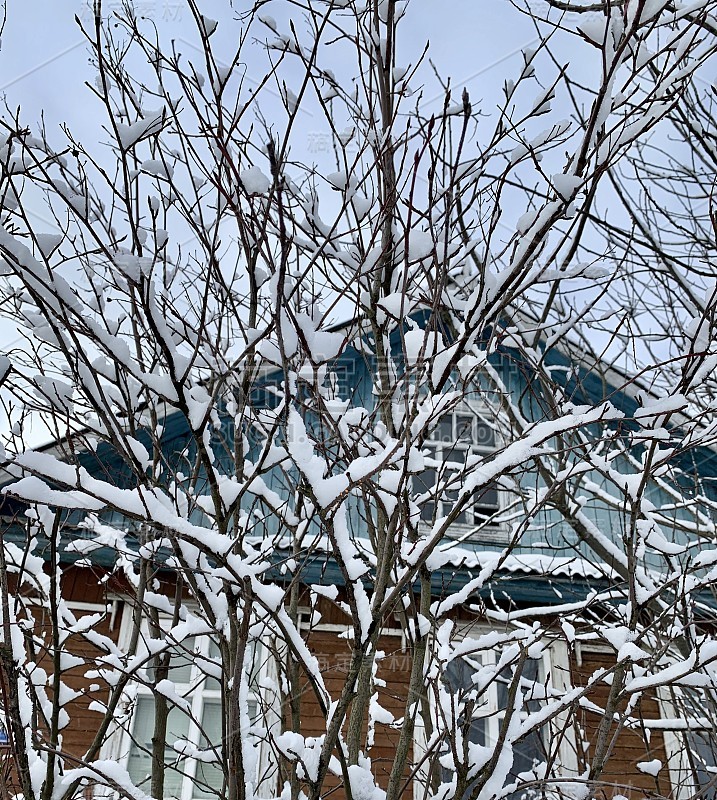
[415,408,501,535]
[684,728,717,799]
[440,650,547,798]
[125,635,230,800]
[107,614,272,800]
[414,634,575,800]
[661,686,717,800]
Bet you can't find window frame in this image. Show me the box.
[412,626,576,800]
[416,402,508,544]
[99,602,278,800]
[658,679,717,800]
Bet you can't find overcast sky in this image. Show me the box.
[0,0,599,446]
[0,0,574,349]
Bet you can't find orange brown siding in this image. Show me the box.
[574,649,669,798]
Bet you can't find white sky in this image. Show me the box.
[0,0,565,354]
[0,0,603,446]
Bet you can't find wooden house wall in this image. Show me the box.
[573,648,669,798]
[299,623,412,796]
[1,569,677,800]
[2,567,121,797]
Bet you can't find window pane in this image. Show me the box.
[147,637,195,684]
[512,727,543,775]
[192,698,260,799]
[247,696,259,725]
[475,421,495,449]
[415,468,437,522]
[496,668,509,711]
[437,417,452,443]
[440,718,488,785]
[687,730,717,798]
[496,658,540,710]
[446,489,467,524]
[679,689,717,798]
[474,483,500,521]
[194,700,224,799]
[204,639,222,692]
[445,445,469,464]
[127,696,190,799]
[415,468,436,494]
[421,501,435,522]
[496,659,545,791]
[442,659,489,788]
[456,416,474,442]
[444,658,489,712]
[200,700,223,745]
[495,716,544,799]
[445,657,476,692]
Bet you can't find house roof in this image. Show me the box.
[3,308,717,598]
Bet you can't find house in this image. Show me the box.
[1,319,715,800]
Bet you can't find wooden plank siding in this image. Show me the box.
[1,567,119,797]
[573,648,669,798]
[1,570,684,800]
[47,569,119,762]
[290,597,414,797]
[297,624,414,798]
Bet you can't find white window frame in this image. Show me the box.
[413,627,576,800]
[417,402,508,544]
[99,601,279,800]
[658,681,717,800]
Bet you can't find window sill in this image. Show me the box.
[419,521,510,545]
